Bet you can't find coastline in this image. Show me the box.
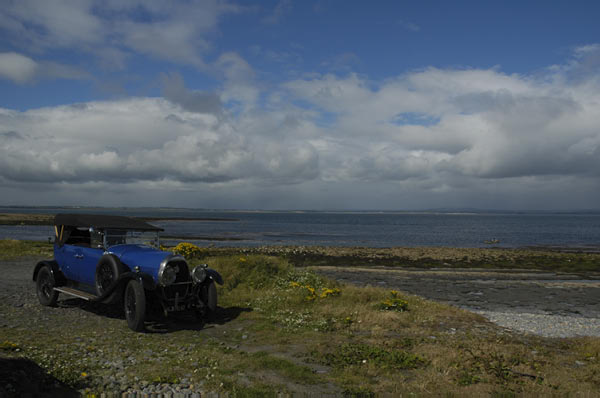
[3,210,600,252]
[0,212,238,226]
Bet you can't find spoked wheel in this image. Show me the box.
[96,262,115,293]
[36,266,59,307]
[124,280,146,332]
[95,255,126,304]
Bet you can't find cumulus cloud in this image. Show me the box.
[215,52,260,107]
[161,72,223,116]
[282,47,600,187]
[1,45,600,209]
[0,97,319,187]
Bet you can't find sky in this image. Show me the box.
[0,0,599,211]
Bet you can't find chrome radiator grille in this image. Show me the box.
[162,260,190,300]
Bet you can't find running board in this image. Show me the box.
[54,287,98,301]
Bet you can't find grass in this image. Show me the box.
[0,213,54,225]
[0,239,53,260]
[228,245,600,274]
[1,242,600,396]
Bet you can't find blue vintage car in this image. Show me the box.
[32,214,223,331]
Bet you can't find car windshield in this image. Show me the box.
[104,229,160,248]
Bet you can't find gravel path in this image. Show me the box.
[314,266,600,338]
[0,257,214,397]
[473,310,600,338]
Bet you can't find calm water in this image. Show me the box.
[1,207,599,249]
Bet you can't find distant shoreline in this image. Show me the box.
[2,211,600,253]
[0,213,239,226]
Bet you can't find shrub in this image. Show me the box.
[172,242,206,259]
[208,255,292,291]
[288,282,341,301]
[376,290,408,312]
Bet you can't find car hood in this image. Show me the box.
[107,244,174,278]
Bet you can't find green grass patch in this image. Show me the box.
[0,239,53,260]
[224,246,600,274]
[249,351,320,384]
[316,343,426,370]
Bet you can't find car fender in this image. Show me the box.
[135,272,157,291]
[206,268,223,285]
[32,260,66,286]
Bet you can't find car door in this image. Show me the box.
[77,246,104,286]
[54,243,77,281]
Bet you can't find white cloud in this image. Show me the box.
[0,0,240,68]
[282,46,600,188]
[0,52,38,83]
[1,45,600,209]
[0,0,103,49]
[0,52,88,83]
[215,52,260,107]
[0,97,319,186]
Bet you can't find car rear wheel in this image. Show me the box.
[36,266,59,307]
[124,280,146,332]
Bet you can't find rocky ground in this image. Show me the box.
[314,265,600,338]
[0,257,221,397]
[2,255,600,396]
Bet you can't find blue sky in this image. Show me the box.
[1,0,599,210]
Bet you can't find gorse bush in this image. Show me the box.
[376,290,409,312]
[172,242,206,259]
[288,282,341,301]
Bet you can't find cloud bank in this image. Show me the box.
[1,45,599,209]
[0,0,599,209]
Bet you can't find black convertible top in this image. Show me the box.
[54,213,163,231]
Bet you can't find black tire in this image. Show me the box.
[95,254,126,302]
[36,266,59,307]
[203,281,217,313]
[124,280,146,332]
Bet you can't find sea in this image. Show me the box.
[1,207,599,250]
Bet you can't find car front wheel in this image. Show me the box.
[205,281,217,313]
[36,266,59,307]
[124,280,146,332]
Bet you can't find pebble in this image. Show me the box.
[474,310,600,338]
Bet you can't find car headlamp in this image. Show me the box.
[162,265,178,286]
[192,264,207,284]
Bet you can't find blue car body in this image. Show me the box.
[33,214,222,331]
